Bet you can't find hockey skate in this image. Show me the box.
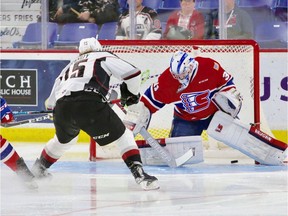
[130,163,159,190]
[16,157,38,190]
[31,158,52,180]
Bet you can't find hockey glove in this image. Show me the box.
[45,98,55,111]
[212,88,243,118]
[0,97,14,123]
[120,82,140,106]
[123,101,151,135]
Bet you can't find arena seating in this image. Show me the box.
[255,21,288,48]
[142,0,163,10]
[13,22,58,49]
[98,22,118,40]
[12,0,288,49]
[53,23,98,49]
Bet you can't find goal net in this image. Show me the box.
[89,40,268,161]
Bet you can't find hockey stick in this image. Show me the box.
[11,90,118,117]
[112,99,194,168]
[138,127,194,168]
[7,90,117,127]
[3,89,117,128]
[1,113,53,128]
[12,110,53,116]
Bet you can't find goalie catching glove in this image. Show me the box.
[212,88,243,118]
[123,101,151,136]
[120,82,140,106]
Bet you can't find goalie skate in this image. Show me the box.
[130,163,160,190]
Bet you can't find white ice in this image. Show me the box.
[1,143,287,216]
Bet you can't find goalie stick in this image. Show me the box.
[138,127,195,168]
[1,113,53,128]
[112,99,194,168]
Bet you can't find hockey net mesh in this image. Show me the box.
[90,40,262,159]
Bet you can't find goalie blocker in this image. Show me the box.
[207,111,287,165]
[136,136,204,166]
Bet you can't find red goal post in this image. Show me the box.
[90,39,262,160]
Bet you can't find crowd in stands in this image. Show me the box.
[14,0,288,48]
[50,0,120,25]
[115,0,162,39]
[163,0,205,39]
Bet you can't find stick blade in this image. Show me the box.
[175,149,194,167]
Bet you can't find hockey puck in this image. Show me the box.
[231,160,238,164]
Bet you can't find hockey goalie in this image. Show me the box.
[123,51,287,166]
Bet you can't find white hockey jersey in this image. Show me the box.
[46,51,141,109]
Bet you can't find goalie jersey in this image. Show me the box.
[141,57,236,121]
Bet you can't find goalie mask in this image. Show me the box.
[79,37,102,55]
[170,51,198,87]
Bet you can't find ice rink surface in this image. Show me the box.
[1,143,287,216]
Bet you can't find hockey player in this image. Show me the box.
[135,50,242,137]
[31,37,159,190]
[125,51,287,165]
[0,97,38,189]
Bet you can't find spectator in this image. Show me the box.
[116,0,162,40]
[205,0,253,39]
[37,0,62,22]
[53,0,84,23]
[163,0,205,40]
[54,0,119,25]
[77,0,120,25]
[48,0,62,22]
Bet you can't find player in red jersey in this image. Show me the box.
[139,51,242,137]
[125,51,286,166]
[0,97,38,189]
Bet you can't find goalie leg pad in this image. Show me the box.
[207,111,287,165]
[138,136,204,166]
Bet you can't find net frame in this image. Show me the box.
[90,39,260,161]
